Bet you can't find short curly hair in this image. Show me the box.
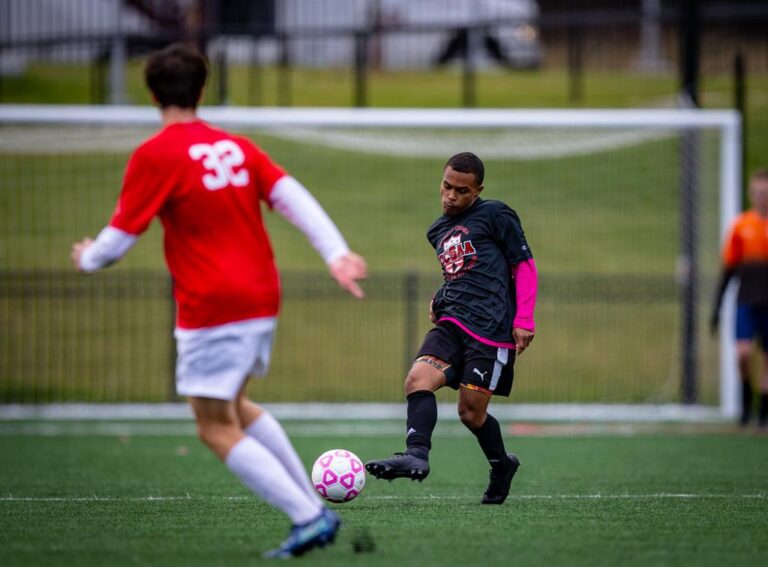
[445,152,484,185]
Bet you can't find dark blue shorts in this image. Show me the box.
[735,304,768,351]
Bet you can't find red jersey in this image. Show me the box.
[109,120,286,329]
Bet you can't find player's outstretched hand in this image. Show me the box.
[513,327,534,355]
[71,237,93,272]
[329,252,368,299]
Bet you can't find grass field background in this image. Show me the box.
[1,420,767,566]
[3,66,764,404]
[1,126,724,404]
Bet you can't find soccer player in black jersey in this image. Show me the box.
[365,152,538,504]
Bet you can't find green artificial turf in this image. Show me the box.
[1,422,767,566]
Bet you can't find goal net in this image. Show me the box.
[0,105,741,420]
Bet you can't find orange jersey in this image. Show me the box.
[722,210,768,305]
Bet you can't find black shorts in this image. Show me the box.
[415,323,515,397]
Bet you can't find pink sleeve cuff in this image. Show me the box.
[511,259,538,331]
[513,315,535,331]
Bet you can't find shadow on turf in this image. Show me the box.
[350,527,376,554]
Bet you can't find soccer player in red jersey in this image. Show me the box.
[365,152,537,504]
[712,169,768,427]
[70,44,367,557]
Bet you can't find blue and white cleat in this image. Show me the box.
[263,508,341,559]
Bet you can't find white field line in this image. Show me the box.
[0,422,739,438]
[1,494,765,503]
[0,422,422,437]
[0,403,727,423]
[0,421,739,438]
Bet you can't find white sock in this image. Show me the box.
[246,412,323,504]
[225,437,322,525]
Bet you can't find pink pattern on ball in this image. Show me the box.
[312,449,364,503]
[322,469,338,485]
[339,473,355,489]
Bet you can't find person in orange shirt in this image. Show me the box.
[712,169,768,427]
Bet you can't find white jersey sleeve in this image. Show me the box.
[78,226,137,273]
[269,176,350,265]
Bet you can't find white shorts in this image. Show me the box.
[174,317,277,401]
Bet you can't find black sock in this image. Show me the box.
[741,381,753,424]
[404,390,437,461]
[759,393,768,426]
[469,414,507,472]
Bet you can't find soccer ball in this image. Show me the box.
[311,449,366,503]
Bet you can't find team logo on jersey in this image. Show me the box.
[438,226,477,276]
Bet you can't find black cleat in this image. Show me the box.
[481,453,520,505]
[365,453,430,481]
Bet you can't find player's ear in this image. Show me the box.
[476,184,484,194]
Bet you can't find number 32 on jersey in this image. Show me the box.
[188,140,250,191]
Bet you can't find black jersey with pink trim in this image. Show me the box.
[427,198,533,344]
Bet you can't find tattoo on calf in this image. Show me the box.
[415,356,450,372]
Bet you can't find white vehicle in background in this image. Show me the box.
[379,0,542,69]
[279,0,542,70]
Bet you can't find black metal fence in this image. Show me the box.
[0,266,705,404]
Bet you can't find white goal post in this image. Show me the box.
[0,104,741,421]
